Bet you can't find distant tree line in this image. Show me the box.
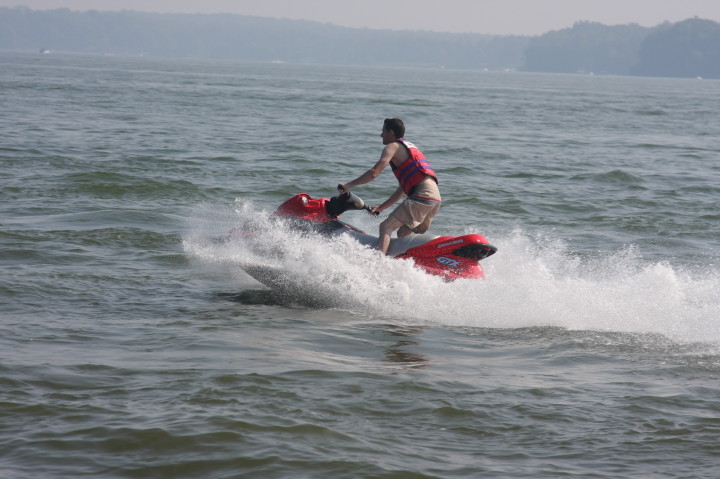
[632,18,720,78]
[1,7,719,78]
[0,7,526,70]
[522,18,720,78]
[522,21,649,74]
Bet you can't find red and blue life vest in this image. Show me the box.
[391,139,438,196]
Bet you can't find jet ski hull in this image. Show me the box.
[233,193,497,283]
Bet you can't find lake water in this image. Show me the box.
[1,51,720,478]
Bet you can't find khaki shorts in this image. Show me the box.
[388,179,441,231]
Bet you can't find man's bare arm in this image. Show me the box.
[339,143,398,191]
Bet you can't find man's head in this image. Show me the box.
[382,118,405,141]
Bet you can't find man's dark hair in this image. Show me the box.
[383,118,405,138]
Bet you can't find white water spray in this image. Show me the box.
[184,201,720,344]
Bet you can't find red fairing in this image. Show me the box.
[271,193,497,282]
[275,193,332,222]
[399,235,493,280]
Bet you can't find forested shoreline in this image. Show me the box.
[2,7,718,78]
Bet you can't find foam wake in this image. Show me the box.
[183,201,720,344]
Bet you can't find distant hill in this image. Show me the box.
[1,7,719,78]
[0,6,526,70]
[521,21,650,75]
[522,17,720,78]
[632,18,720,78]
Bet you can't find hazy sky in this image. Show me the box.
[2,0,719,35]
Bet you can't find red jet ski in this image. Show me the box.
[270,192,497,281]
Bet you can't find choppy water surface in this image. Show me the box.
[1,52,720,478]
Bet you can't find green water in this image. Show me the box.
[1,52,719,478]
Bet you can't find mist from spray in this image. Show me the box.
[183,200,720,345]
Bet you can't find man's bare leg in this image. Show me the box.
[377,216,404,255]
[397,225,413,237]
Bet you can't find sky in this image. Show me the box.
[2,0,719,36]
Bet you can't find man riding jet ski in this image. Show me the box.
[338,118,443,256]
[272,191,497,281]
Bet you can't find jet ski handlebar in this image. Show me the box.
[326,190,375,218]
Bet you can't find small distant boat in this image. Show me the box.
[39,48,51,54]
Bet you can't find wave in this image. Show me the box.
[183,200,720,345]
